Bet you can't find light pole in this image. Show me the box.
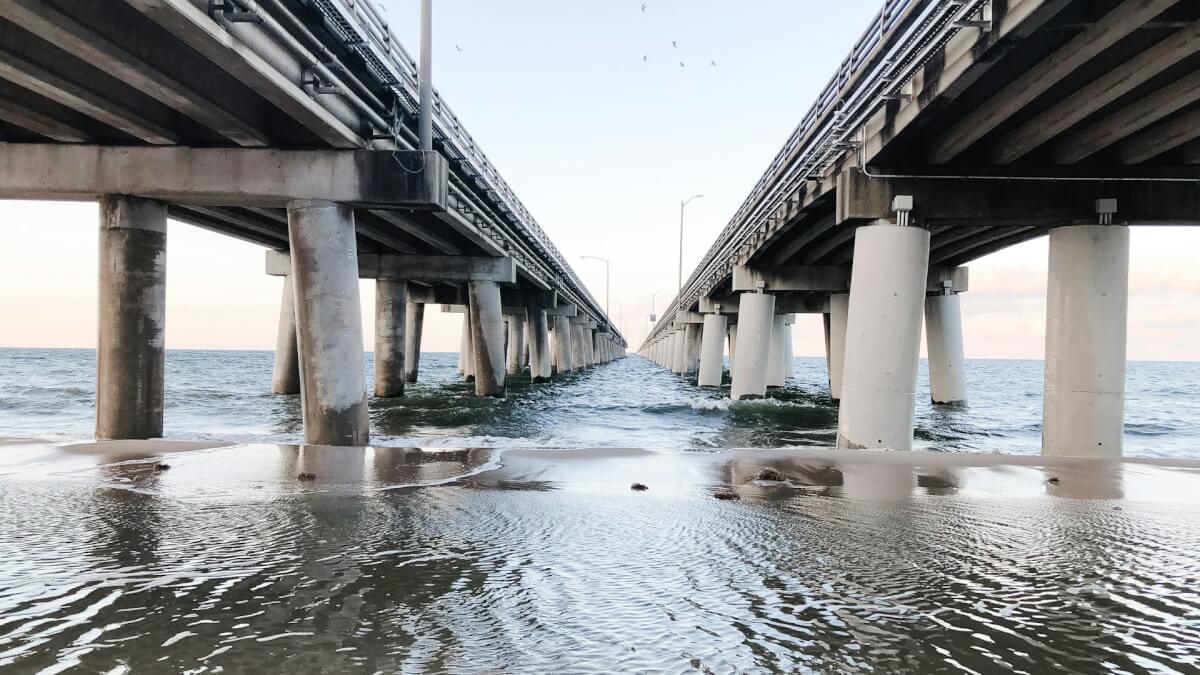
[418,0,433,151]
[581,255,610,320]
[679,194,704,295]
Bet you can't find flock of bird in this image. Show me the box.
[453,3,718,69]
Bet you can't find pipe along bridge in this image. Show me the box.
[640,0,1200,456]
[0,0,625,446]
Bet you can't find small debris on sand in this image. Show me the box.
[298,472,317,481]
[713,491,740,501]
[154,463,170,471]
[753,468,785,482]
[1047,477,1060,484]
[630,483,649,491]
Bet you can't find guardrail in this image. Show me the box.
[302,0,620,342]
[641,0,990,347]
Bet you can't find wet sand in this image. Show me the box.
[1,438,1198,671]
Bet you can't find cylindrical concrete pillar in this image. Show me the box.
[925,292,968,405]
[506,314,526,376]
[373,278,407,398]
[569,323,585,370]
[827,293,849,400]
[287,200,369,446]
[698,313,728,387]
[271,275,301,395]
[1043,225,1129,457]
[730,292,776,400]
[96,195,167,440]
[405,302,424,383]
[458,313,469,375]
[727,324,738,374]
[671,329,687,374]
[837,224,929,451]
[469,280,506,397]
[552,315,573,374]
[767,315,787,388]
[528,308,552,382]
[461,312,477,381]
[684,323,702,374]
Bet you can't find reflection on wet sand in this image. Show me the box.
[0,440,1197,672]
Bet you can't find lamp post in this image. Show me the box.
[418,0,433,151]
[581,255,610,320]
[679,194,704,295]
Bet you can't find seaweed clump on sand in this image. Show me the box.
[753,468,785,482]
[713,491,740,501]
[630,483,649,491]
[298,472,317,481]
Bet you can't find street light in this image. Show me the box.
[581,255,610,320]
[679,194,704,295]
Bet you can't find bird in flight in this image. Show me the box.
[641,3,646,11]
[672,40,677,48]
[643,55,648,63]
[710,60,717,67]
[455,45,463,52]
[680,61,686,68]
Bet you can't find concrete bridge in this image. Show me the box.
[0,0,625,445]
[640,0,1200,456]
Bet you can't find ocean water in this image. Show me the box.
[1,347,1199,457]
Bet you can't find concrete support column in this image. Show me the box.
[730,292,775,400]
[925,292,968,405]
[684,323,702,374]
[373,278,407,398]
[506,314,526,376]
[727,324,738,374]
[96,196,167,440]
[1043,225,1129,457]
[671,329,687,374]
[271,275,301,395]
[553,315,573,374]
[405,302,424,383]
[287,200,369,446]
[767,315,788,388]
[826,293,849,401]
[528,308,552,382]
[570,323,585,371]
[468,280,506,397]
[698,313,728,387]
[837,224,929,451]
[458,313,472,379]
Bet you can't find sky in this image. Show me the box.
[1,0,1198,361]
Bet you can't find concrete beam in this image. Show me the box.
[544,304,578,317]
[407,285,467,306]
[1054,69,1200,164]
[994,18,1200,164]
[0,46,177,145]
[1115,107,1200,164]
[121,0,365,148]
[731,265,849,292]
[503,306,528,317]
[0,0,269,146]
[0,98,89,143]
[265,250,514,283]
[0,144,448,208]
[835,169,1200,225]
[928,0,1178,164]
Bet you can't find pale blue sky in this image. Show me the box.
[1,1,1198,359]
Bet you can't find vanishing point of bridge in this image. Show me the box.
[641,0,1200,456]
[0,0,625,446]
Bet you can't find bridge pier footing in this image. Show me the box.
[552,315,573,374]
[1043,225,1129,457]
[287,200,368,446]
[730,291,775,400]
[836,223,929,451]
[405,302,424,383]
[698,313,728,387]
[96,195,167,440]
[468,280,506,397]
[529,308,552,382]
[373,278,407,398]
[925,292,967,405]
[506,314,526,376]
[271,275,301,395]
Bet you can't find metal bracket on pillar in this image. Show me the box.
[1096,198,1118,226]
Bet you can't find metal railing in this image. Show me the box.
[641,0,991,347]
[301,0,621,342]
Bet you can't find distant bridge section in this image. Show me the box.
[641,0,1200,457]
